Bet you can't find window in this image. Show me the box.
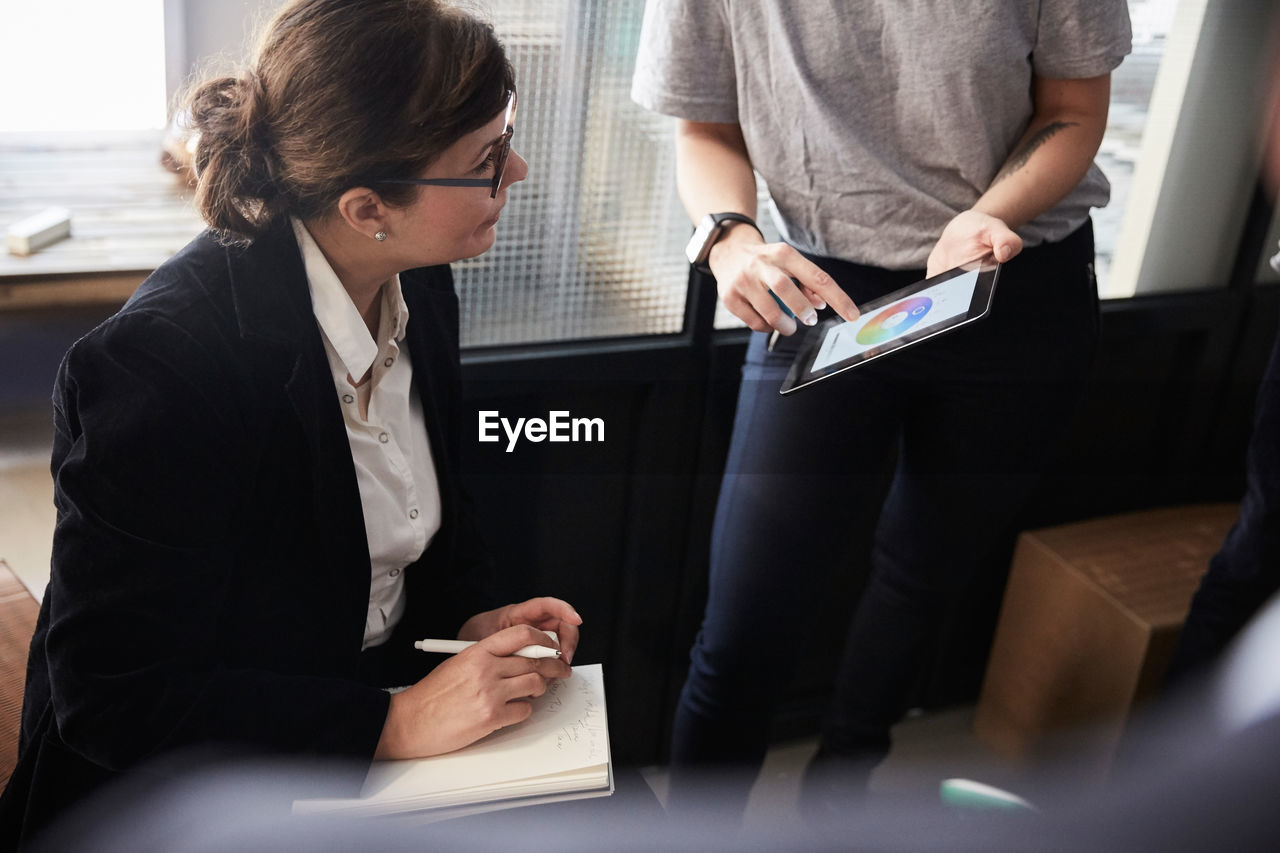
[1102,0,1277,297]
[1094,0,1180,297]
[5,0,1271,324]
[457,1,692,347]
[0,0,167,132]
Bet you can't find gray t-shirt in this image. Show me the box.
[631,0,1132,269]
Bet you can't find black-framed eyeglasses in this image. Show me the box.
[378,90,516,199]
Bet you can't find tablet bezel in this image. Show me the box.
[779,255,1001,396]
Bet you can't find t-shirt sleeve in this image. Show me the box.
[1033,0,1134,78]
[630,0,739,123]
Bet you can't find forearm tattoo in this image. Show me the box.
[991,120,1079,186]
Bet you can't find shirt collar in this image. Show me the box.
[291,218,409,381]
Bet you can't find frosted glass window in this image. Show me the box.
[458,1,692,347]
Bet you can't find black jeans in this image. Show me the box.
[670,223,1099,810]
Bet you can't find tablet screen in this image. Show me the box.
[780,256,1000,396]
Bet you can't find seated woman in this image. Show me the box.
[0,0,581,845]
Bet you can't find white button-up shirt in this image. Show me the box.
[292,219,442,650]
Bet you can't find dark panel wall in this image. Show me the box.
[0,305,118,415]
[2,280,1275,766]
[452,280,1278,763]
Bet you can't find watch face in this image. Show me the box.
[685,216,719,265]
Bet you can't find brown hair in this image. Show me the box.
[182,0,514,242]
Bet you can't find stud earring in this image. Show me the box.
[374,230,387,242]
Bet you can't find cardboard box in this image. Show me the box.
[973,503,1239,777]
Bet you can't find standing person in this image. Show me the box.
[1162,29,1280,687]
[632,1,1131,813]
[1164,301,1279,686]
[0,0,583,846]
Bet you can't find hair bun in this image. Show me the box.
[184,73,283,240]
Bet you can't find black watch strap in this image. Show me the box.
[687,212,763,274]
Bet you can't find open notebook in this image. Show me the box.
[294,663,612,819]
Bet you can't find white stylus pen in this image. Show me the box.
[413,636,560,659]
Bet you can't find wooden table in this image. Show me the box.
[0,131,204,311]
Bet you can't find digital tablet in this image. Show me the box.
[779,255,1001,396]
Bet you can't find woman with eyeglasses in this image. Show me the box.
[0,0,580,844]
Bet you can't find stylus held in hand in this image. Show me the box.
[767,290,794,352]
[767,280,818,352]
[413,633,561,659]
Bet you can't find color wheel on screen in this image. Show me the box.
[855,296,933,346]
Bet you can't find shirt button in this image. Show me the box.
[409,508,419,520]
[379,432,389,443]
[388,568,401,578]
[342,394,354,404]
[384,357,394,367]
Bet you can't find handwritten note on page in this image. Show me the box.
[294,663,612,817]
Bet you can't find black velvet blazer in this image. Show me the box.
[0,220,495,845]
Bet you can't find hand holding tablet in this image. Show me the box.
[779,256,1001,395]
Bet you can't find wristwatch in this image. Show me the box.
[685,212,762,273]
